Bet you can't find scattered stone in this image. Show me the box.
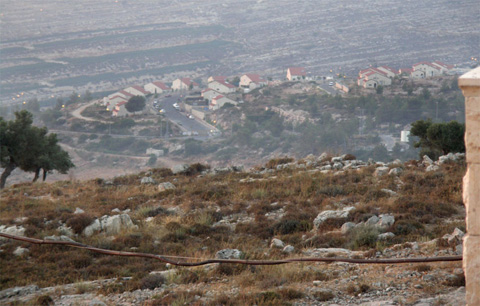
[270,238,285,248]
[283,245,295,254]
[89,300,107,306]
[378,232,395,240]
[158,182,176,192]
[13,246,29,256]
[317,152,329,162]
[56,224,74,237]
[341,222,356,234]
[0,225,26,241]
[374,166,390,177]
[83,219,102,237]
[111,208,121,213]
[45,235,76,243]
[426,165,440,172]
[140,177,156,184]
[320,165,332,171]
[455,244,463,254]
[377,214,395,229]
[215,249,242,259]
[313,207,355,230]
[0,285,39,299]
[422,155,434,166]
[172,164,188,174]
[102,214,137,236]
[331,156,343,163]
[74,207,85,214]
[366,215,379,226]
[333,162,343,170]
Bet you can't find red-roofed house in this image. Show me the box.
[357,69,391,88]
[286,67,307,81]
[239,74,267,90]
[376,66,398,78]
[412,62,442,77]
[144,81,171,94]
[123,85,150,97]
[172,78,199,91]
[431,61,454,74]
[399,68,414,75]
[210,95,238,110]
[208,80,236,94]
[207,76,227,83]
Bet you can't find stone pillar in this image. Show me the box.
[459,66,480,305]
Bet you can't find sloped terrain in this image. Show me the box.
[0,153,467,305]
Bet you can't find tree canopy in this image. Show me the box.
[410,119,465,160]
[125,95,146,113]
[0,110,74,188]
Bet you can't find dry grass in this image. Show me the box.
[0,159,466,301]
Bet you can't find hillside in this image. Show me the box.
[0,152,466,305]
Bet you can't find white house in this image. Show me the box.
[171,78,199,91]
[105,95,128,110]
[412,62,442,77]
[357,68,391,88]
[123,85,150,97]
[210,95,237,110]
[103,90,134,106]
[208,80,236,94]
[144,81,171,94]
[410,70,426,79]
[431,61,454,74]
[201,88,221,101]
[286,67,306,81]
[239,74,267,90]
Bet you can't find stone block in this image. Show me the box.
[463,235,480,305]
[463,166,480,235]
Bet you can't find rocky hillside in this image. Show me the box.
[0,153,467,305]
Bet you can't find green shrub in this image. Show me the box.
[348,225,379,249]
[66,214,94,234]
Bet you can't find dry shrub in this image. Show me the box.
[277,288,304,300]
[303,233,346,248]
[34,295,54,305]
[347,225,379,250]
[392,197,457,219]
[66,213,94,234]
[392,219,425,236]
[443,273,465,287]
[346,283,370,295]
[415,264,432,272]
[184,163,210,176]
[139,274,166,289]
[343,154,357,161]
[235,222,273,239]
[313,289,334,301]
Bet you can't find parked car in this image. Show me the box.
[329,82,334,86]
[165,94,172,97]
[173,103,180,110]
[188,115,194,119]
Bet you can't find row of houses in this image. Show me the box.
[357,61,454,89]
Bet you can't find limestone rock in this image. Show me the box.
[442,227,465,245]
[83,219,102,237]
[141,176,156,184]
[45,235,76,243]
[378,232,395,240]
[102,214,137,236]
[13,246,29,256]
[313,207,355,230]
[366,215,379,226]
[172,164,188,174]
[377,214,395,229]
[426,164,440,172]
[57,224,74,237]
[215,248,242,259]
[74,207,85,214]
[283,245,295,254]
[341,222,356,234]
[158,182,176,192]
[381,188,398,197]
[0,225,26,241]
[374,166,389,177]
[388,167,403,176]
[422,155,434,165]
[0,285,39,299]
[270,238,285,248]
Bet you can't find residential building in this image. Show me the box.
[286,67,306,81]
[357,68,391,88]
[112,101,129,117]
[207,76,227,83]
[201,88,221,101]
[171,78,199,91]
[208,80,236,94]
[239,74,267,90]
[144,81,171,94]
[210,95,237,110]
[412,62,442,77]
[123,85,150,97]
[410,70,426,79]
[376,66,398,78]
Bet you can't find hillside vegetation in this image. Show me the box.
[0,153,466,305]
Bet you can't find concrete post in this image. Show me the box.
[459,66,480,305]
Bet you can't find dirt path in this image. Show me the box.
[70,99,110,123]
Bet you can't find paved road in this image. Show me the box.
[70,99,110,123]
[317,82,339,95]
[150,94,217,137]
